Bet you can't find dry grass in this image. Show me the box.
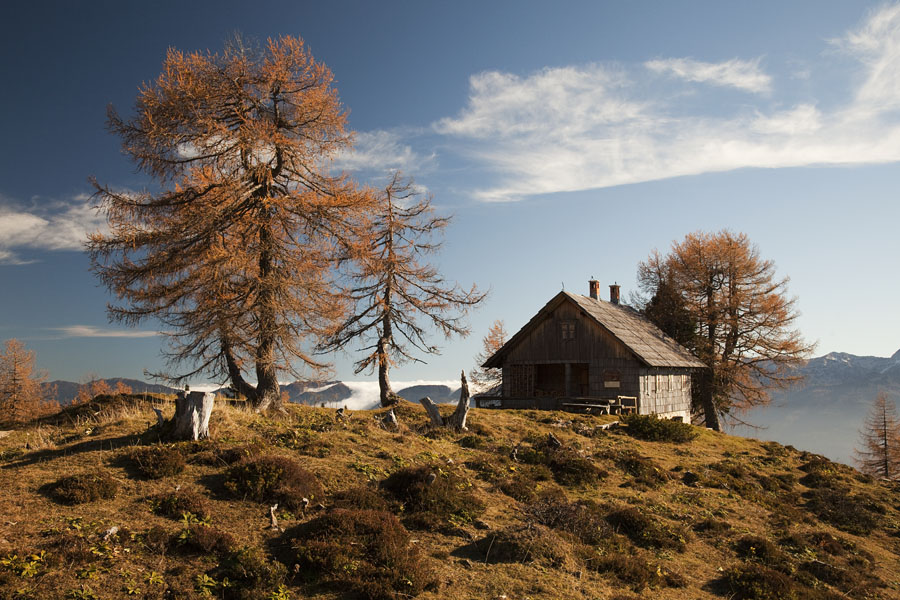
[0,397,898,599]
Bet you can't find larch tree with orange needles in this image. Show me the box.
[637,230,814,430]
[89,36,372,412]
[0,339,57,424]
[469,320,507,392]
[317,172,486,407]
[855,392,900,480]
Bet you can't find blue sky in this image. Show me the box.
[2,1,900,385]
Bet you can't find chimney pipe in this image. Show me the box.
[588,279,599,300]
[609,283,620,305]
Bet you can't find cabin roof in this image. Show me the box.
[483,291,706,369]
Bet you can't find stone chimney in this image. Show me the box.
[588,279,600,299]
[609,283,620,305]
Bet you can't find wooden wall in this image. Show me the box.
[501,299,643,398]
[498,297,694,420]
[638,368,693,419]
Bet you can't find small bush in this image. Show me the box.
[463,458,504,482]
[458,434,485,449]
[606,449,669,488]
[499,476,538,503]
[213,546,286,600]
[526,491,613,547]
[799,456,849,490]
[722,563,798,600]
[179,524,236,555]
[519,438,605,487]
[273,429,331,457]
[606,506,687,551]
[329,486,390,512]
[51,473,118,504]
[592,554,687,592]
[734,536,791,571]
[225,455,324,511]
[128,445,186,479]
[215,443,264,465]
[804,488,881,535]
[547,448,607,487]
[141,525,172,554]
[380,466,484,531]
[779,531,845,557]
[620,413,697,443]
[149,488,210,520]
[693,518,732,536]
[481,524,571,567]
[291,508,436,600]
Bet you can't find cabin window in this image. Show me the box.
[560,320,575,340]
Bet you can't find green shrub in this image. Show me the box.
[149,487,210,520]
[722,563,798,600]
[128,445,186,479]
[380,466,484,531]
[225,455,324,511]
[620,413,697,443]
[50,473,118,504]
[291,508,436,600]
[606,506,688,551]
[480,524,571,568]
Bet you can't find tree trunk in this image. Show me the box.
[420,370,470,431]
[378,278,398,407]
[172,391,214,441]
[222,338,259,402]
[699,370,720,431]
[378,335,397,407]
[253,221,282,413]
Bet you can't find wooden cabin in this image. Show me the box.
[476,280,706,421]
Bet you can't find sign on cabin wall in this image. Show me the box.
[603,369,621,388]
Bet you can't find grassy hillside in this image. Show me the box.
[1,396,899,599]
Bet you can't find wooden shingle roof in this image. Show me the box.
[483,291,706,369]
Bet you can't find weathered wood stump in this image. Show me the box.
[171,391,214,441]
[420,370,471,431]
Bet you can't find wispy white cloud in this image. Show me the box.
[332,129,432,174]
[836,3,900,111]
[645,57,772,94]
[431,4,900,202]
[0,195,106,264]
[52,325,161,339]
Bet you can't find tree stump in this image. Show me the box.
[420,370,470,431]
[171,391,214,441]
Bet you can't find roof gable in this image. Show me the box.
[484,291,705,369]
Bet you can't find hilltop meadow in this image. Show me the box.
[1,394,899,600]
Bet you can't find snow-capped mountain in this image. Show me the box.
[733,348,900,465]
